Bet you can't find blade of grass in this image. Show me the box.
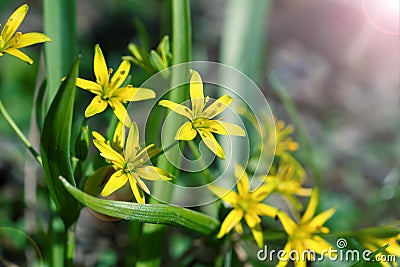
[137,1,192,266]
[43,0,77,111]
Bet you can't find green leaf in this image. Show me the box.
[35,80,47,130]
[43,0,77,110]
[40,58,81,227]
[60,177,220,235]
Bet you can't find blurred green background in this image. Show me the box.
[0,0,398,266]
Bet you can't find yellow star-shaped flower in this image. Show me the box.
[0,4,51,64]
[209,164,278,248]
[261,157,311,210]
[76,44,155,125]
[277,188,336,267]
[158,70,245,159]
[92,121,174,203]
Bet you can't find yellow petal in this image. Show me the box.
[205,120,246,136]
[294,259,307,267]
[296,187,313,197]
[217,209,244,238]
[301,188,319,223]
[305,236,333,255]
[248,221,264,248]
[135,166,174,181]
[1,4,28,41]
[131,172,150,195]
[101,170,128,196]
[175,121,197,140]
[112,121,125,150]
[200,94,232,119]
[252,183,274,202]
[189,69,205,117]
[244,213,261,228]
[128,175,145,203]
[308,207,336,229]
[198,129,225,159]
[115,87,155,102]
[125,121,139,161]
[158,100,193,120]
[94,44,109,85]
[10,32,51,49]
[129,144,155,167]
[110,60,130,89]
[3,48,32,64]
[85,95,108,117]
[252,203,278,218]
[277,211,297,235]
[109,100,132,126]
[208,184,238,205]
[92,131,126,168]
[276,242,291,267]
[76,78,102,94]
[234,222,243,234]
[92,131,106,142]
[235,163,249,196]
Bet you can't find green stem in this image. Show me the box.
[187,140,213,183]
[137,1,192,266]
[0,99,42,165]
[149,140,179,160]
[65,224,76,267]
[48,202,65,267]
[268,72,322,187]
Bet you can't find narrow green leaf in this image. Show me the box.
[60,177,219,235]
[43,0,77,110]
[35,80,47,130]
[40,58,81,227]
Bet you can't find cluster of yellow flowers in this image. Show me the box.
[208,111,337,266]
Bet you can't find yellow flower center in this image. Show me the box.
[192,117,207,129]
[123,165,131,173]
[236,196,254,211]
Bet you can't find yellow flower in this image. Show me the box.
[209,164,278,248]
[261,115,298,157]
[261,156,311,210]
[76,44,155,125]
[277,188,336,267]
[0,4,51,64]
[158,70,245,159]
[92,121,174,203]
